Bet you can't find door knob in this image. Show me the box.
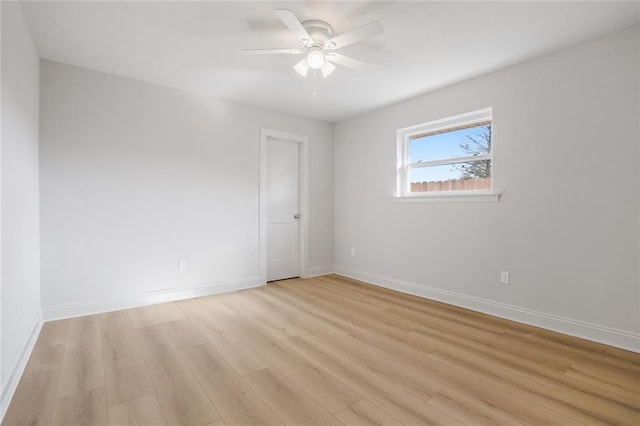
[294,214,301,219]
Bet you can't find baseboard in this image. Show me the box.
[334,265,640,353]
[0,309,43,422]
[42,275,263,322]
[306,265,334,278]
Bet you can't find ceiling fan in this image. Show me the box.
[243,9,383,78]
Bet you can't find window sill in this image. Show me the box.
[392,191,501,203]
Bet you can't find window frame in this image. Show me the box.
[396,108,498,201]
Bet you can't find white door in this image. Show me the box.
[266,139,300,281]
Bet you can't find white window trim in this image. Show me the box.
[396,107,499,202]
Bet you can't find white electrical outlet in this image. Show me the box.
[179,258,187,271]
[350,248,356,256]
[500,270,510,284]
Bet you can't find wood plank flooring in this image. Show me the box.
[3,275,640,425]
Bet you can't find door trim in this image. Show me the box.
[259,128,309,284]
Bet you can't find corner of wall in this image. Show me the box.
[0,310,43,421]
[306,265,335,278]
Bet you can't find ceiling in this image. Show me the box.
[21,1,640,122]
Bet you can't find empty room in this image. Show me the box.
[1,0,639,424]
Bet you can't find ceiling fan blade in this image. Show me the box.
[293,58,309,77]
[274,9,313,47]
[326,21,383,49]
[326,53,371,71]
[242,48,305,55]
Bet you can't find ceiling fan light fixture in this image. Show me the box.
[307,47,325,69]
[321,61,336,78]
[293,57,309,77]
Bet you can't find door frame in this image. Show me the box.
[259,128,309,284]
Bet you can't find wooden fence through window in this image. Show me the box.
[410,177,491,192]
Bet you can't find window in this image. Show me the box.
[396,108,494,198]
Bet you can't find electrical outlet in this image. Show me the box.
[500,270,510,284]
[350,248,356,256]
[179,258,187,271]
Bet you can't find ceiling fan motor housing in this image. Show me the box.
[301,20,333,48]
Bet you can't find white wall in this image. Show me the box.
[0,1,42,416]
[334,26,640,351]
[0,0,3,408]
[40,60,333,317]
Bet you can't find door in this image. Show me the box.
[266,139,300,281]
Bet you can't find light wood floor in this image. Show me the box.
[3,275,640,425]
